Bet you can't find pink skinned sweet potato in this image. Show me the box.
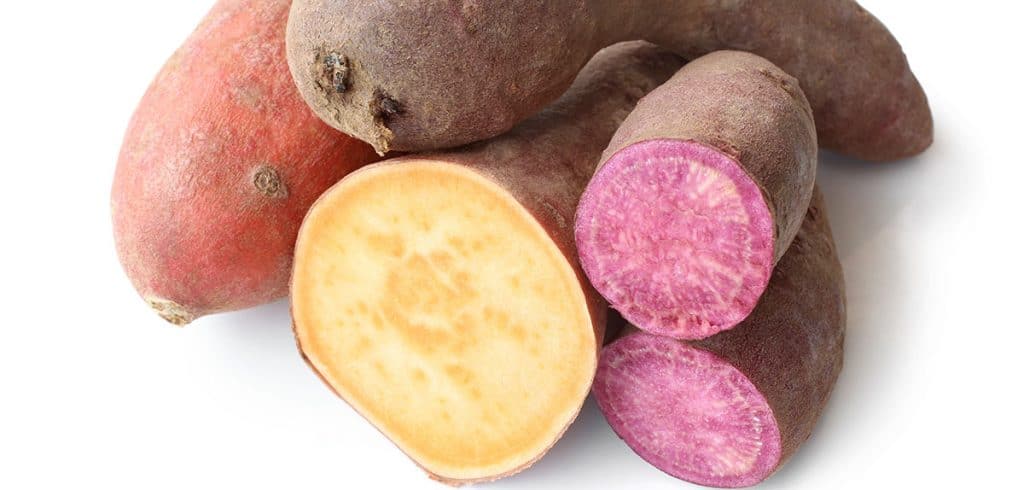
[111,0,380,325]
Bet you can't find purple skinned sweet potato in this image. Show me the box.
[593,188,845,488]
[576,51,817,340]
[286,0,932,161]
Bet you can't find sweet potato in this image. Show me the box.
[111,0,380,325]
[593,189,845,488]
[290,42,683,484]
[575,51,817,340]
[286,0,931,161]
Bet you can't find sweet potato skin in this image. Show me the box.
[111,0,379,325]
[286,0,602,154]
[638,0,931,161]
[287,0,931,161]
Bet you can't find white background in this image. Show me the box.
[1,1,1020,488]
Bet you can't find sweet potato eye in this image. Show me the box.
[253,165,287,199]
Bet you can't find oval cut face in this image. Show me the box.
[292,161,597,481]
[594,332,782,488]
[576,139,774,340]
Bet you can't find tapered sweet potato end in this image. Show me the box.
[822,73,934,162]
[145,298,198,326]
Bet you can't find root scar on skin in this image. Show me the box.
[253,165,288,198]
[146,297,195,326]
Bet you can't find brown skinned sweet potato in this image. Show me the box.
[286,0,931,161]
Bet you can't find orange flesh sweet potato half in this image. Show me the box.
[290,42,684,483]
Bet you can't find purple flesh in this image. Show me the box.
[594,332,781,488]
[575,139,773,340]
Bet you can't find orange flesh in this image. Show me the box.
[291,161,597,481]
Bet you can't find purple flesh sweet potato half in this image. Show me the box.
[593,188,845,488]
[576,51,817,340]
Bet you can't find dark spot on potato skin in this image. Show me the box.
[320,52,350,93]
[253,165,288,198]
[374,91,402,122]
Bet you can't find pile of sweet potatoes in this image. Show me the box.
[111,0,930,487]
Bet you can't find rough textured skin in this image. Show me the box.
[576,51,817,339]
[291,42,685,484]
[287,0,931,161]
[111,0,380,325]
[594,188,846,487]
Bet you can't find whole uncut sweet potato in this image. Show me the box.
[287,0,932,161]
[112,0,379,325]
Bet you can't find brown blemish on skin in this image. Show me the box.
[365,90,399,155]
[317,51,350,94]
[374,90,402,123]
[253,165,288,198]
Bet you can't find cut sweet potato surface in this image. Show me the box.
[576,51,818,340]
[596,333,781,488]
[576,139,774,339]
[291,161,597,481]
